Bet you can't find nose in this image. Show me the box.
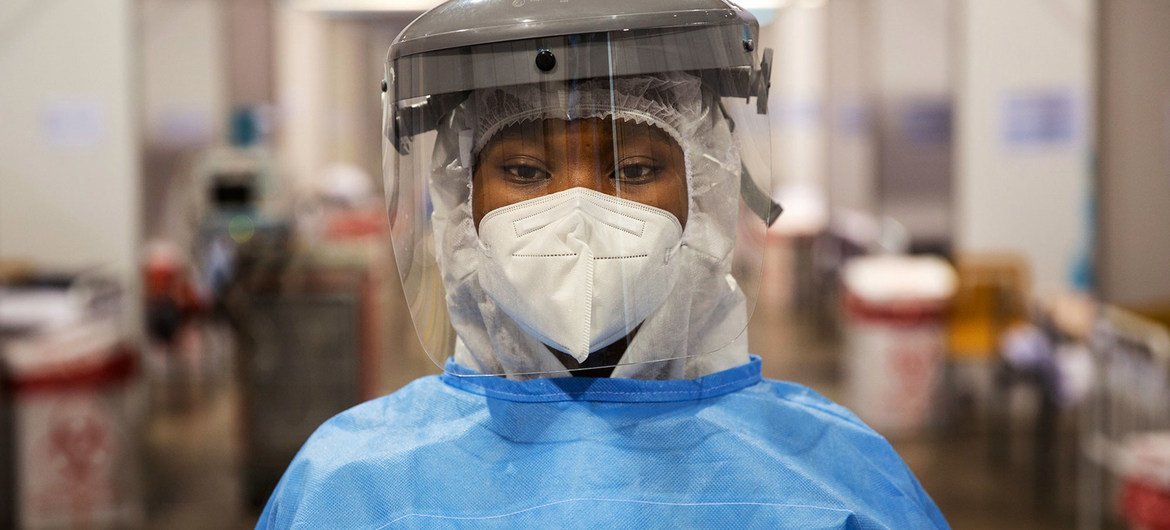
[547,122,614,195]
[549,164,608,195]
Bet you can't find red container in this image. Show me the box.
[3,322,145,528]
[1122,481,1170,530]
[841,255,956,436]
[1118,432,1170,530]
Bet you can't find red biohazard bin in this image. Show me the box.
[2,322,145,528]
[1118,432,1170,530]
[841,255,957,437]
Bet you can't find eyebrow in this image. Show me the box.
[482,120,680,157]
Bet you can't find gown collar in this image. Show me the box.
[441,355,762,403]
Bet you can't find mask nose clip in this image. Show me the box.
[509,188,651,240]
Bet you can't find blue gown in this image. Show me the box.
[258,356,949,529]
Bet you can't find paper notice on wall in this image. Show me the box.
[1002,91,1079,147]
[774,97,822,130]
[901,99,952,145]
[836,99,871,137]
[155,108,213,148]
[41,101,107,148]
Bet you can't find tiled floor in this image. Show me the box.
[144,282,1085,529]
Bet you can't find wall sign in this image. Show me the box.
[1002,91,1078,146]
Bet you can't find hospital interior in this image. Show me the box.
[2,0,1170,528]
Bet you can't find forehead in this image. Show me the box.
[488,118,679,148]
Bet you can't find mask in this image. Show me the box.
[477,187,684,362]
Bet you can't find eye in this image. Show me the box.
[501,163,550,183]
[613,162,661,182]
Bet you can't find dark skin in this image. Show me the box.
[473,117,688,377]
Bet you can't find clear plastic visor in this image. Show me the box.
[383,32,776,378]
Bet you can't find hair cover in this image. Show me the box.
[429,72,749,379]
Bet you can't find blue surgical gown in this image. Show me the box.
[258,356,949,529]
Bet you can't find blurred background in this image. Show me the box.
[2,0,1169,528]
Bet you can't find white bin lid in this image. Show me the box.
[842,255,957,305]
[1118,431,1170,490]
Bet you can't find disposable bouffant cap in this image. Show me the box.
[472,73,705,156]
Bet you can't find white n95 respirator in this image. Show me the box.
[476,187,684,362]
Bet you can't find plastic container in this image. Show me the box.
[2,320,145,528]
[841,255,957,436]
[1118,432,1170,530]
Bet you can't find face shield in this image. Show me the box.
[383,0,778,378]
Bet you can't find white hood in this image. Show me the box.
[427,72,750,380]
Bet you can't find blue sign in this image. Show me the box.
[901,99,952,145]
[1003,91,1078,146]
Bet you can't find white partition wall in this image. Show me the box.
[955,0,1096,295]
[873,0,955,248]
[825,0,955,249]
[762,2,829,229]
[825,0,876,216]
[139,0,229,252]
[141,0,226,151]
[1097,1,1170,306]
[0,1,141,287]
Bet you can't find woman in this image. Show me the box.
[259,1,948,527]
